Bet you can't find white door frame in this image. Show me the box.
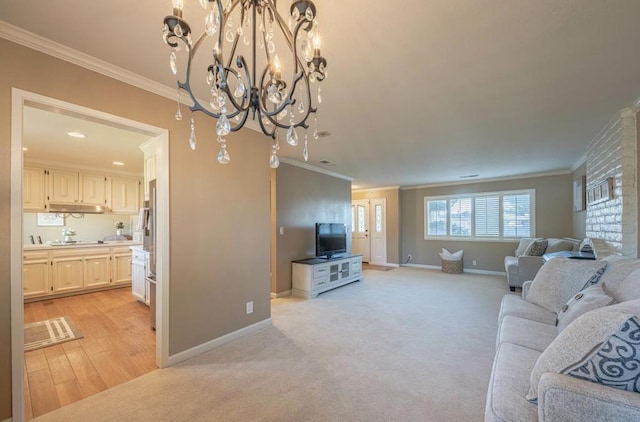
[10,89,171,421]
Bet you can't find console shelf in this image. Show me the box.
[292,254,363,298]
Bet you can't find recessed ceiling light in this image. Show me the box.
[112,161,125,166]
[66,131,86,139]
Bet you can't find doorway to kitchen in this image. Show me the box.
[10,89,170,421]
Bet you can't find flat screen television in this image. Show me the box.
[316,223,347,259]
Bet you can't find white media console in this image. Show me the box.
[292,254,363,298]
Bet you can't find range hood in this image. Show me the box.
[48,203,110,214]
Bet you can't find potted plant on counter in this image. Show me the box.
[114,221,125,236]
[62,227,76,243]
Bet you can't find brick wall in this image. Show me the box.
[585,108,638,257]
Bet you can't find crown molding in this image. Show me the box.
[0,21,265,135]
[401,169,572,190]
[571,153,587,172]
[279,157,352,181]
[352,186,400,193]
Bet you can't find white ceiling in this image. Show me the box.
[3,1,640,188]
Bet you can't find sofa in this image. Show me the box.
[504,237,581,291]
[486,255,640,422]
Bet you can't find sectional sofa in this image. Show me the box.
[504,237,582,291]
[486,255,640,421]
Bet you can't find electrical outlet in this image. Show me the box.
[473,260,477,266]
[279,227,284,235]
[246,301,253,314]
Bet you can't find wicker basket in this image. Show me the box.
[442,258,463,274]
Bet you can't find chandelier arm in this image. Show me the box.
[257,66,292,120]
[220,58,252,115]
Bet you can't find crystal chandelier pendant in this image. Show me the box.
[318,86,322,104]
[216,114,231,136]
[189,118,197,150]
[169,51,178,75]
[303,133,309,162]
[205,10,218,36]
[286,125,298,146]
[234,80,246,98]
[270,149,280,168]
[313,116,319,140]
[217,142,231,164]
[175,90,182,121]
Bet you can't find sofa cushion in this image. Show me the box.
[556,283,616,332]
[485,342,540,422]
[526,299,640,402]
[523,239,547,256]
[526,258,607,313]
[545,238,578,254]
[499,295,557,327]
[497,315,557,352]
[563,316,640,394]
[515,238,537,257]
[609,268,640,303]
[599,257,640,291]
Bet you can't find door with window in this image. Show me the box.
[370,198,387,264]
[352,200,370,262]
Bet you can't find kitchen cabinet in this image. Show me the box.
[84,251,111,288]
[51,255,84,293]
[79,173,107,206]
[23,251,49,298]
[112,246,133,285]
[110,177,141,214]
[139,138,157,201]
[131,247,149,304]
[23,166,48,211]
[49,169,79,204]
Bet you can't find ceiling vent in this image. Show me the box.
[319,160,336,167]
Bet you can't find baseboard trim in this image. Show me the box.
[270,290,292,299]
[369,262,400,268]
[167,318,272,366]
[402,263,506,276]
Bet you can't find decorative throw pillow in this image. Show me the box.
[598,256,640,290]
[526,299,640,403]
[609,267,640,303]
[526,258,608,313]
[515,238,537,256]
[563,316,640,393]
[524,239,548,257]
[556,283,616,332]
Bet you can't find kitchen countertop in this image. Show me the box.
[24,240,142,251]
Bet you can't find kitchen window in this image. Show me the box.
[424,189,535,240]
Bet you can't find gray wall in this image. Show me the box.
[572,162,587,240]
[400,173,574,272]
[351,188,401,265]
[1,38,272,419]
[273,163,352,294]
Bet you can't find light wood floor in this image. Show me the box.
[23,287,156,420]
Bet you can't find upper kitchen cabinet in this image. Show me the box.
[139,138,157,201]
[49,169,79,204]
[109,177,141,213]
[23,166,48,211]
[79,173,107,206]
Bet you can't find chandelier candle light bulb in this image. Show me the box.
[162,0,327,168]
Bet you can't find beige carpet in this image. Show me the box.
[33,267,509,422]
[24,316,83,352]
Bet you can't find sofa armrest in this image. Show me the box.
[521,280,533,299]
[538,372,640,422]
[517,256,544,283]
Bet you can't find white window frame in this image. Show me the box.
[423,189,535,241]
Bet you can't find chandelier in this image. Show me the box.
[163,0,327,168]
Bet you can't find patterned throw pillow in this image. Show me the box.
[562,316,640,393]
[526,258,608,313]
[526,299,640,403]
[556,283,616,332]
[524,239,548,256]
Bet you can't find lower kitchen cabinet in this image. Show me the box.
[23,251,49,298]
[23,245,136,301]
[131,246,150,305]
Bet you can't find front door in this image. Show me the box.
[370,198,387,265]
[352,200,370,262]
